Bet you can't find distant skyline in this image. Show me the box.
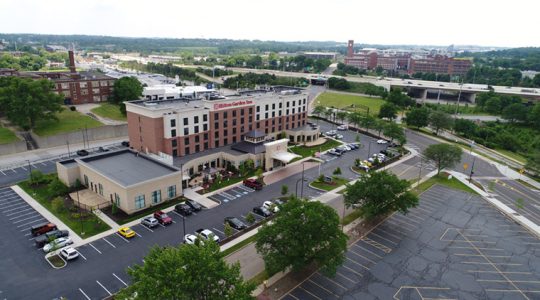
[1,0,539,48]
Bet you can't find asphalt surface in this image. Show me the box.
[282,185,540,300]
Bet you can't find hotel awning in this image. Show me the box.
[271,152,301,163]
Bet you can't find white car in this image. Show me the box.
[59,247,79,260]
[337,145,351,152]
[195,229,220,243]
[325,130,337,136]
[184,234,199,245]
[43,237,73,253]
[377,139,388,144]
[262,200,279,213]
[337,125,347,131]
[335,134,344,140]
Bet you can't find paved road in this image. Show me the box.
[282,185,540,300]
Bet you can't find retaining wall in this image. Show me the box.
[31,124,128,148]
[0,140,28,156]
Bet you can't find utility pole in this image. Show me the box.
[27,160,32,182]
[66,140,71,158]
[454,80,463,115]
[469,153,477,183]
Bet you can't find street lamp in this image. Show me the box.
[295,178,307,198]
[416,157,423,191]
[26,160,32,182]
[469,152,477,183]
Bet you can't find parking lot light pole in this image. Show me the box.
[300,163,305,199]
[367,141,372,160]
[182,214,186,243]
[26,160,32,182]
[469,152,477,183]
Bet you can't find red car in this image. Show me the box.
[153,210,173,225]
[243,179,263,190]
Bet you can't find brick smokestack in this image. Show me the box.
[68,50,76,73]
[347,40,354,57]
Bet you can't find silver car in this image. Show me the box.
[141,216,159,228]
[43,237,73,253]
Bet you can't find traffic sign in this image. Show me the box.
[519,168,525,174]
[463,163,468,170]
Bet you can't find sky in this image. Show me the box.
[0,0,539,47]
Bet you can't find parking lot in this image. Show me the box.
[208,184,256,203]
[282,185,540,300]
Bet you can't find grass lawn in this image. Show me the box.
[19,176,110,237]
[341,209,362,225]
[222,234,258,257]
[414,174,477,195]
[310,177,349,191]
[0,126,19,144]
[289,139,342,158]
[90,103,127,121]
[495,148,527,164]
[314,92,385,115]
[203,169,258,193]
[34,108,103,136]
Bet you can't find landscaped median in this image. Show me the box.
[19,173,110,238]
[309,176,349,191]
[289,138,342,158]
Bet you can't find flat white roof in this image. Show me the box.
[272,152,301,163]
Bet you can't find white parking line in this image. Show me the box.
[212,227,225,235]
[12,214,42,224]
[0,170,5,176]
[9,211,37,220]
[96,280,112,296]
[78,251,87,261]
[171,210,183,217]
[16,218,45,228]
[140,224,154,232]
[103,237,117,248]
[113,273,128,287]
[20,166,26,171]
[11,169,17,173]
[0,195,21,202]
[3,204,30,213]
[0,201,26,209]
[116,233,131,243]
[79,288,91,300]
[40,162,47,166]
[89,243,102,254]
[135,232,143,237]
[6,207,33,216]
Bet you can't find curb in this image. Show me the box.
[45,252,67,270]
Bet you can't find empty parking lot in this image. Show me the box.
[282,185,540,300]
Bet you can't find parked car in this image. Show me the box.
[337,125,347,131]
[35,230,69,248]
[118,227,136,238]
[154,210,173,225]
[335,134,344,140]
[334,148,346,155]
[327,149,341,156]
[243,178,263,190]
[273,198,286,206]
[263,200,279,213]
[184,234,199,245]
[121,141,130,147]
[224,217,247,230]
[337,145,351,152]
[97,147,109,153]
[175,203,193,216]
[253,206,272,218]
[357,164,370,172]
[195,228,220,243]
[185,199,202,211]
[43,237,73,253]
[325,130,337,136]
[348,143,360,150]
[76,149,89,156]
[140,216,159,228]
[59,247,79,260]
[31,223,57,237]
[377,139,388,144]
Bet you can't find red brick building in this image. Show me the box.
[408,55,472,76]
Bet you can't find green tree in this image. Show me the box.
[485,97,502,114]
[336,111,348,125]
[529,103,540,130]
[51,197,65,213]
[116,243,255,300]
[405,107,430,128]
[0,77,63,130]
[429,110,453,135]
[502,103,528,123]
[526,150,540,174]
[224,222,234,238]
[312,105,326,119]
[333,167,342,175]
[110,76,143,115]
[355,134,360,143]
[255,168,264,182]
[245,212,256,225]
[533,73,540,87]
[453,118,478,138]
[378,103,398,120]
[383,121,406,145]
[30,169,46,185]
[423,143,463,174]
[48,177,68,197]
[344,171,418,219]
[281,184,289,196]
[256,197,347,276]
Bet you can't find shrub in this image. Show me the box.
[281,185,289,196]
[70,106,76,111]
[333,167,342,175]
[224,222,234,237]
[30,170,47,185]
[48,177,69,198]
[245,212,256,224]
[51,197,65,213]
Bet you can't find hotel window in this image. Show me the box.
[292,108,295,114]
[256,106,260,113]
[303,98,306,104]
[224,111,228,118]
[233,128,237,134]
[185,147,190,155]
[233,119,236,126]
[286,109,289,115]
[233,136,237,143]
[298,100,301,106]
[167,185,176,198]
[279,111,282,116]
[224,138,228,145]
[194,126,199,133]
[151,190,161,204]
[214,113,219,120]
[84,175,88,186]
[214,122,219,129]
[215,140,219,147]
[114,193,120,207]
[171,129,176,137]
[194,116,199,124]
[272,112,275,117]
[272,103,275,109]
[279,103,282,108]
[170,119,176,127]
[135,195,145,209]
[184,118,188,125]
[287,102,290,107]
[215,132,219,139]
[184,128,189,135]
[265,104,269,111]
[233,110,237,117]
[265,113,268,119]
[241,109,245,116]
[204,133,208,140]
[224,129,228,136]
[184,137,190,145]
[98,183,103,196]
[195,136,200,143]
[204,142,208,150]
[195,145,200,152]
[203,114,208,122]
[249,108,253,114]
[256,115,260,121]
[172,139,177,147]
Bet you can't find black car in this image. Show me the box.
[224,217,247,230]
[253,206,272,218]
[185,199,202,211]
[35,230,69,248]
[175,203,193,216]
[121,141,130,147]
[76,149,89,156]
[98,147,109,153]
